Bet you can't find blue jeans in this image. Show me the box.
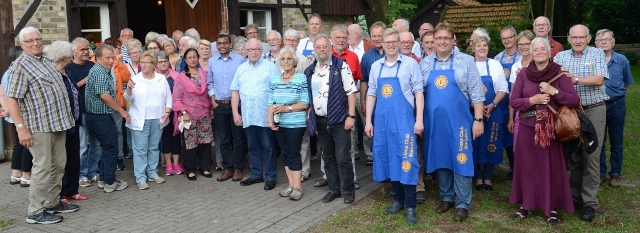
[473,164,495,181]
[112,112,124,159]
[244,126,277,181]
[132,119,162,183]
[85,113,119,185]
[391,181,417,209]
[79,113,102,180]
[600,97,625,176]
[436,168,472,210]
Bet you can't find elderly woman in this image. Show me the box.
[156,51,184,176]
[2,46,33,187]
[198,39,212,71]
[172,48,213,180]
[509,30,535,84]
[471,35,509,191]
[125,51,171,190]
[43,41,85,202]
[176,36,197,72]
[234,36,248,58]
[163,38,180,70]
[509,38,580,224]
[145,40,162,54]
[104,37,132,168]
[267,46,309,200]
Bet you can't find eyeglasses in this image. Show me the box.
[517,43,531,47]
[140,61,154,65]
[569,36,589,42]
[158,60,169,64]
[314,45,329,50]
[22,38,43,44]
[501,35,516,41]
[284,38,298,43]
[74,48,90,52]
[434,37,452,41]
[595,38,613,43]
[267,38,281,42]
[533,23,549,28]
[148,47,159,50]
[400,41,413,45]
[246,31,258,35]
[383,41,398,46]
[129,51,141,55]
[246,48,261,52]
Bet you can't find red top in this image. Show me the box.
[549,36,564,59]
[332,48,363,80]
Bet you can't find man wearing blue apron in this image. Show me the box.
[365,28,424,225]
[297,14,323,63]
[494,26,519,182]
[421,23,485,222]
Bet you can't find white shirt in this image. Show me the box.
[311,61,357,116]
[509,59,526,83]
[124,72,172,131]
[411,41,422,57]
[349,39,366,61]
[475,59,509,94]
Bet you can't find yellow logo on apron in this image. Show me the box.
[457,153,468,164]
[504,68,510,78]
[434,75,448,89]
[381,84,393,98]
[487,143,496,152]
[402,160,411,172]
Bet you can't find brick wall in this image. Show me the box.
[12,0,69,45]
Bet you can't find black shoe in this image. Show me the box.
[343,192,355,204]
[199,170,212,178]
[116,158,126,171]
[416,191,426,204]
[321,191,341,203]
[354,182,360,190]
[406,208,417,225]
[240,177,264,186]
[45,202,79,214]
[187,173,197,180]
[573,201,583,210]
[314,178,328,187]
[581,206,596,222]
[264,180,276,190]
[384,201,404,214]
[26,211,63,224]
[484,184,494,191]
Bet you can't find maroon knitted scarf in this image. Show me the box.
[526,60,562,148]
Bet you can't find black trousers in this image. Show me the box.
[11,124,33,172]
[213,104,247,171]
[61,124,80,197]
[183,144,212,173]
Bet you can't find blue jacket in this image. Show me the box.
[304,56,349,136]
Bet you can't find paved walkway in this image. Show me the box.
[0,151,380,233]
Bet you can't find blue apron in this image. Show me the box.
[301,40,315,62]
[372,64,419,185]
[423,55,474,176]
[499,51,518,147]
[472,61,504,165]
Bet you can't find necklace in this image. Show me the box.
[282,72,295,79]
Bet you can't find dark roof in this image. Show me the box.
[409,0,481,23]
[312,0,373,16]
[441,1,532,34]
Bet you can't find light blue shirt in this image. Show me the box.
[368,55,423,107]
[230,58,280,128]
[268,72,309,128]
[207,53,246,98]
[420,50,485,104]
[604,51,634,98]
[1,71,13,123]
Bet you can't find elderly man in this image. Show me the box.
[282,28,311,73]
[533,16,563,58]
[66,38,102,187]
[209,34,249,182]
[400,31,422,62]
[86,45,132,193]
[595,29,634,188]
[359,21,386,167]
[120,28,134,64]
[554,24,609,222]
[6,27,78,224]
[172,30,183,53]
[392,18,422,58]
[298,13,323,62]
[305,34,358,204]
[175,36,197,72]
[231,38,281,190]
[493,25,519,182]
[417,23,435,58]
[420,31,436,58]
[347,24,374,61]
[263,30,282,63]
[244,24,270,52]
[421,22,484,222]
[365,28,424,225]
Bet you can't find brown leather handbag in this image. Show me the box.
[546,74,581,142]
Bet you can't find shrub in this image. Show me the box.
[623,51,638,65]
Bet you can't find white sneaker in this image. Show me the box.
[97,181,105,189]
[103,180,128,193]
[148,176,165,184]
[137,182,149,190]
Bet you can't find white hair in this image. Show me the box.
[246,38,262,49]
[473,27,491,42]
[331,24,349,37]
[283,29,300,40]
[399,31,414,41]
[179,36,197,49]
[595,29,615,40]
[277,46,298,67]
[18,27,41,41]
[184,28,200,41]
[44,40,73,62]
[268,30,282,39]
[348,24,364,37]
[120,28,133,36]
[71,37,89,50]
[530,37,551,54]
[145,31,160,43]
[395,18,410,32]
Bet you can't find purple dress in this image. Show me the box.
[508,66,580,217]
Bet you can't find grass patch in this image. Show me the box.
[305,65,640,232]
[0,219,13,228]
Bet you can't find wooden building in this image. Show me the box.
[440,1,533,35]
[408,0,481,36]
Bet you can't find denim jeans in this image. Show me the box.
[391,181,417,209]
[112,112,124,159]
[79,113,102,180]
[274,127,306,171]
[132,119,162,183]
[600,97,625,176]
[473,164,496,181]
[213,104,247,171]
[244,126,277,181]
[317,118,354,193]
[436,168,472,210]
[85,113,119,185]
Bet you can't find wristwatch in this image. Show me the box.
[347,114,356,119]
[289,106,293,112]
[491,102,497,107]
[16,123,24,128]
[574,78,579,84]
[474,118,483,122]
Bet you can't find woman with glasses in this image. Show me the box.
[145,40,163,53]
[163,39,180,70]
[156,51,184,176]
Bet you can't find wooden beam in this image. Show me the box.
[14,0,43,36]
[0,0,14,72]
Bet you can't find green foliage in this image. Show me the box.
[385,0,432,24]
[623,51,638,65]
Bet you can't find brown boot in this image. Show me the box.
[217,170,233,182]
[232,169,243,181]
[609,175,622,188]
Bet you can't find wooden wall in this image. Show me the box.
[311,0,370,16]
[165,0,221,41]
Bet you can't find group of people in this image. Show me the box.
[1,12,632,226]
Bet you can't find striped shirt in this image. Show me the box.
[262,52,277,63]
[554,46,610,106]
[122,44,131,64]
[268,72,309,128]
[5,53,74,133]
[86,63,117,114]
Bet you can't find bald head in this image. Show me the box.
[533,16,552,38]
[419,23,434,37]
[347,24,364,48]
[392,19,410,32]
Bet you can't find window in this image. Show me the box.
[80,4,111,42]
[239,9,272,39]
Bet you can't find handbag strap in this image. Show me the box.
[545,73,565,114]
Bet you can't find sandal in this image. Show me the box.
[511,207,532,219]
[187,172,197,181]
[20,177,31,188]
[60,198,72,205]
[10,175,21,185]
[64,193,89,200]
[546,211,560,224]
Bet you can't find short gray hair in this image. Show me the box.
[268,30,282,39]
[277,46,298,68]
[44,40,72,62]
[331,24,349,37]
[156,51,169,60]
[569,24,590,37]
[501,26,517,36]
[595,29,614,40]
[399,31,414,41]
[145,32,160,43]
[120,28,133,36]
[348,24,364,37]
[163,38,176,49]
[530,37,551,55]
[394,18,410,32]
[18,27,41,41]
[283,29,300,40]
[180,36,197,49]
[244,24,259,33]
[127,43,142,53]
[473,27,490,42]
[95,44,114,58]
[184,28,201,41]
[246,38,262,49]
[71,37,89,50]
[314,33,330,44]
